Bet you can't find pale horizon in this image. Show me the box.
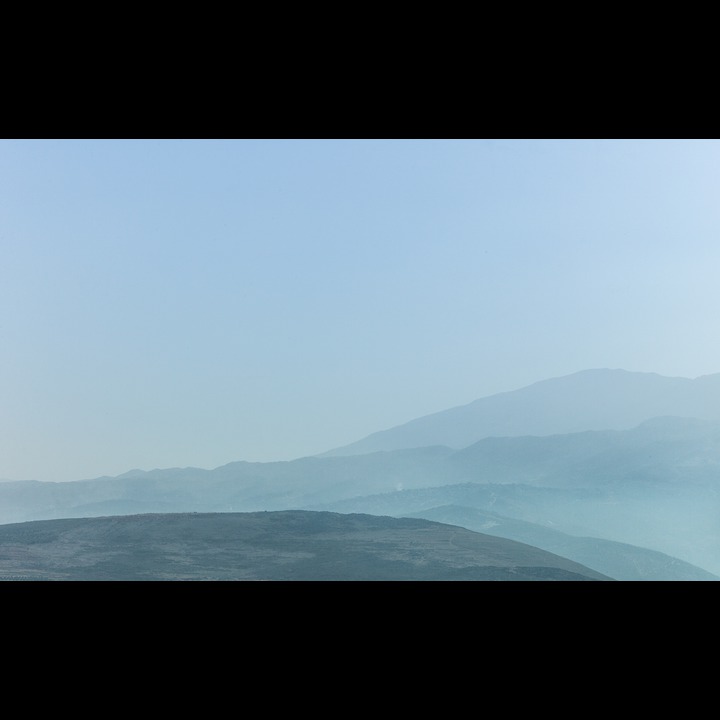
[3,139,720,481]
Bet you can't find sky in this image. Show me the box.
[2,138,720,482]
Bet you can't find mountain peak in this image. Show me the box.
[322,368,720,457]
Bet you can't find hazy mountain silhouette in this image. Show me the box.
[5,415,719,518]
[4,370,720,580]
[446,415,720,489]
[403,505,719,581]
[3,415,720,575]
[5,414,718,513]
[310,479,720,577]
[320,369,720,456]
[0,511,612,581]
[0,446,457,525]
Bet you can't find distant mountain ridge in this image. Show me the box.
[320,369,720,456]
[7,416,720,526]
[4,368,720,580]
[3,415,720,576]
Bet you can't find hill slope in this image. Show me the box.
[404,505,719,581]
[311,480,720,577]
[0,511,612,581]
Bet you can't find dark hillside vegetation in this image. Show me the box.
[0,510,612,581]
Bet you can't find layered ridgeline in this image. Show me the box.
[2,415,720,578]
[3,369,720,580]
[3,416,720,519]
[0,511,612,581]
[321,369,720,456]
[407,506,720,582]
[316,499,720,581]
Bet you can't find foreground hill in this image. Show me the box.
[321,369,720,456]
[0,511,612,581]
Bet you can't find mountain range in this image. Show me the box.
[321,368,720,455]
[2,368,720,580]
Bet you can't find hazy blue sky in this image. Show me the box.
[2,139,720,481]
